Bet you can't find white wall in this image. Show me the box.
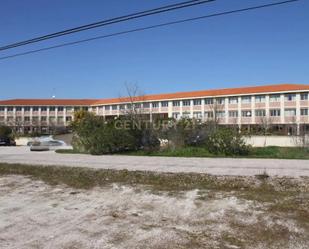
[244,135,306,147]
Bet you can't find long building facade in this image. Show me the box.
[1,84,309,135]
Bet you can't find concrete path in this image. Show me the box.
[0,147,308,177]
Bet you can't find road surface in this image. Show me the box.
[0,147,308,177]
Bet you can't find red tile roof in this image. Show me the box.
[0,84,308,106]
[93,83,309,105]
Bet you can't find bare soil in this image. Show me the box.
[0,175,308,249]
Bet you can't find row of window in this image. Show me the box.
[172,108,309,119]
[4,116,73,122]
[102,92,309,110]
[0,106,88,112]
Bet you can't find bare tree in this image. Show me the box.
[292,120,309,149]
[119,83,149,123]
[208,98,225,129]
[257,116,274,147]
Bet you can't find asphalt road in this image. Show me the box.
[0,147,308,177]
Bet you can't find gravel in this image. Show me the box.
[0,147,309,177]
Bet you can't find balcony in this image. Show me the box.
[269,102,280,108]
[284,101,296,107]
[241,117,252,124]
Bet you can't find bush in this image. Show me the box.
[0,125,13,138]
[71,110,159,155]
[159,118,213,149]
[205,128,251,156]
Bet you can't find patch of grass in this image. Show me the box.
[250,146,309,159]
[123,147,216,157]
[55,149,89,154]
[0,163,307,194]
[56,146,309,159]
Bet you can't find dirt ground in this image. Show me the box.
[0,175,308,249]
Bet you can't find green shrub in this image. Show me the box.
[205,128,251,156]
[71,110,159,155]
[0,125,13,138]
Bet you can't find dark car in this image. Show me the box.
[0,137,16,146]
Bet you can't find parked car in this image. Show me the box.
[0,137,16,146]
[30,141,50,151]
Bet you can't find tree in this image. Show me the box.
[257,116,274,147]
[208,98,225,129]
[119,82,148,122]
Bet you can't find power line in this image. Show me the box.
[0,0,215,52]
[0,0,300,61]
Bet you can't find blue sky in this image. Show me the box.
[0,0,308,99]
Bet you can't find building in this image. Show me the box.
[1,83,309,135]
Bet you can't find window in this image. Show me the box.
[82,107,88,111]
[241,96,251,104]
[49,107,55,111]
[58,107,64,111]
[270,109,281,116]
[182,100,191,106]
[270,94,280,102]
[33,107,39,111]
[205,98,213,105]
[16,117,22,122]
[229,97,238,104]
[172,112,180,119]
[284,108,296,116]
[242,110,252,117]
[172,101,180,107]
[152,102,159,108]
[41,117,47,121]
[134,103,141,109]
[16,107,22,111]
[193,99,201,106]
[143,103,150,108]
[49,116,56,122]
[300,108,308,116]
[228,111,238,117]
[205,111,213,118]
[161,101,168,107]
[0,107,4,111]
[182,112,190,118]
[24,116,30,122]
[216,98,225,105]
[74,107,80,111]
[216,111,225,118]
[32,117,39,122]
[301,93,308,100]
[105,105,110,111]
[41,107,47,111]
[7,116,14,122]
[119,104,125,110]
[255,95,265,103]
[112,105,118,110]
[193,111,202,119]
[66,116,72,122]
[7,107,13,111]
[255,109,266,117]
[285,94,296,101]
[66,107,73,111]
